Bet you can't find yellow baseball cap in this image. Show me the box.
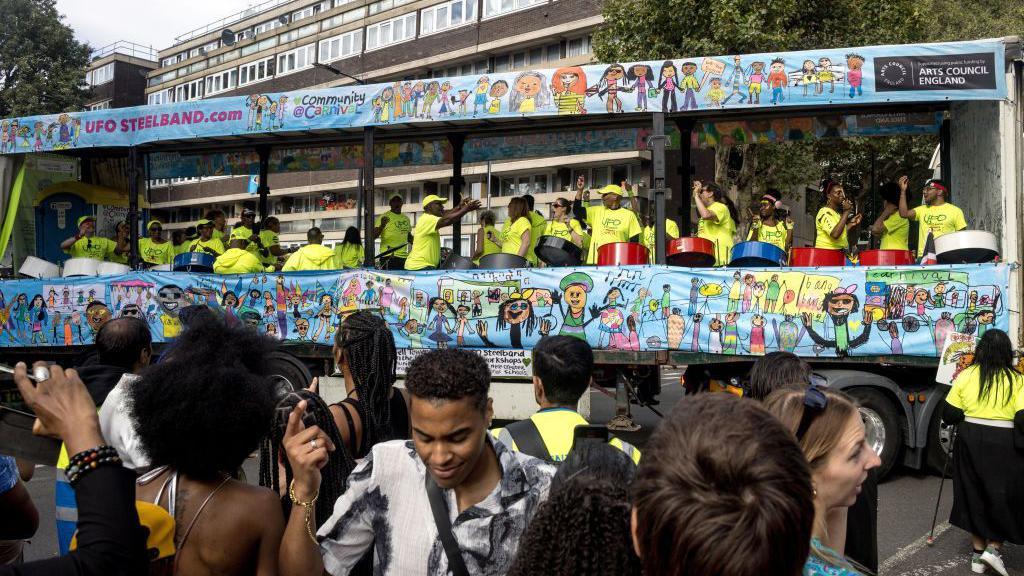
[229,228,251,242]
[147,220,162,230]
[422,194,447,209]
[598,184,625,197]
[196,219,213,227]
[76,215,96,227]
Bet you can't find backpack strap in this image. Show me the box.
[424,473,470,576]
[505,418,553,462]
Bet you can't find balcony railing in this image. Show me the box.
[91,41,158,62]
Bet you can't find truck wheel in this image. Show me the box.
[267,352,312,399]
[926,402,956,477]
[847,388,903,479]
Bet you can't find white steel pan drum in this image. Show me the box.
[18,256,60,279]
[935,230,999,264]
[62,258,101,277]
[150,264,172,272]
[97,262,131,276]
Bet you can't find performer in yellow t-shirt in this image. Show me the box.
[869,182,909,251]
[138,220,175,266]
[374,195,412,270]
[897,175,967,257]
[545,199,587,248]
[500,197,533,260]
[471,210,502,265]
[60,215,125,261]
[692,180,738,266]
[188,219,226,256]
[572,178,642,265]
[405,195,482,270]
[814,179,862,254]
[745,191,793,252]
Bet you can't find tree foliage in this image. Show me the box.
[0,0,91,118]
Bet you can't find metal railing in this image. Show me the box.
[91,41,159,62]
[173,0,298,45]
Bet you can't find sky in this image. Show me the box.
[56,0,254,54]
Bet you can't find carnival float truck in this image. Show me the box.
[1,38,1022,477]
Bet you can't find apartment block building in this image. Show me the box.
[143,0,653,251]
[84,42,159,111]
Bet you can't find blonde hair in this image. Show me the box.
[763,388,858,472]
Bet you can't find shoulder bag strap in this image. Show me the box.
[424,473,470,576]
[505,419,553,462]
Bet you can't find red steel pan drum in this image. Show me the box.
[597,242,649,266]
[729,241,788,268]
[859,249,914,266]
[667,237,715,267]
[536,235,583,267]
[790,247,845,267]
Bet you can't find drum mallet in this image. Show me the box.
[927,425,957,546]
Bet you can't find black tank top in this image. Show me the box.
[336,391,411,459]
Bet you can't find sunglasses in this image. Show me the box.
[795,379,829,440]
[759,201,773,207]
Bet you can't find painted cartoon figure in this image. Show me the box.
[0,120,8,153]
[933,311,955,353]
[846,53,864,98]
[398,318,424,347]
[454,305,476,347]
[293,318,310,341]
[708,315,724,354]
[437,81,453,116]
[597,307,625,349]
[723,55,748,105]
[422,81,440,118]
[277,95,289,128]
[749,314,767,354]
[378,86,395,123]
[245,95,259,130]
[85,302,112,337]
[27,295,47,344]
[487,80,508,114]
[312,294,337,342]
[411,81,426,117]
[551,67,588,115]
[667,307,686,349]
[765,274,782,313]
[510,71,550,114]
[741,274,755,313]
[426,297,456,349]
[931,282,948,308]
[722,311,740,354]
[798,59,819,96]
[455,89,471,116]
[626,64,654,111]
[801,285,873,357]
[679,61,702,110]
[688,278,701,316]
[727,271,742,313]
[32,121,44,151]
[817,57,836,94]
[705,77,725,108]
[773,314,802,353]
[767,58,788,105]
[156,284,186,338]
[586,64,630,113]
[473,76,490,116]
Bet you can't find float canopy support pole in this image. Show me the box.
[652,113,667,265]
[449,133,466,255]
[673,118,695,237]
[257,145,270,221]
[127,147,140,269]
[362,127,376,267]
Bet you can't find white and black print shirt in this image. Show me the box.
[317,435,555,575]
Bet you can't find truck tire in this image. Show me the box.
[267,352,312,398]
[925,401,956,477]
[847,388,903,479]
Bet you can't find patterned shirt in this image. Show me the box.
[317,435,554,575]
[0,455,17,494]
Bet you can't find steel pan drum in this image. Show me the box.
[729,241,788,268]
[62,258,101,277]
[536,235,582,267]
[859,249,914,266]
[935,230,999,264]
[150,264,173,272]
[97,262,131,276]
[666,237,715,267]
[597,242,649,266]
[18,256,60,279]
[173,252,216,273]
[439,251,476,270]
[790,247,845,267]
[479,253,529,269]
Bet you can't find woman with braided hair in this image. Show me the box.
[328,310,410,459]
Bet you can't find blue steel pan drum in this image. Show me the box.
[728,241,788,268]
[173,252,216,273]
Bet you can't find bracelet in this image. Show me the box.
[289,479,319,544]
[65,445,121,485]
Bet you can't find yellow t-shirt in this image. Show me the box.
[814,206,848,251]
[527,212,547,266]
[63,236,117,260]
[880,211,910,251]
[583,206,642,264]
[138,238,174,266]
[376,212,411,259]
[501,216,533,257]
[642,220,681,255]
[490,409,641,464]
[912,203,967,256]
[405,213,442,270]
[212,228,225,241]
[334,243,364,269]
[188,237,225,256]
[696,202,736,266]
[474,224,502,264]
[544,219,587,247]
[173,243,191,257]
[746,220,790,251]
[259,230,280,266]
[945,364,1024,420]
[213,248,266,274]
[230,225,261,256]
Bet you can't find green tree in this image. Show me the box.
[0,0,91,118]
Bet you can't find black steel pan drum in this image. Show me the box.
[173,252,215,273]
[479,253,529,269]
[536,235,582,267]
[440,250,477,270]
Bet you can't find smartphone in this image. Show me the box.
[569,424,611,453]
[0,405,61,465]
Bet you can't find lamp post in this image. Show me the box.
[312,62,366,85]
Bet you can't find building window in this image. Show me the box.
[87,100,111,111]
[483,0,546,18]
[254,18,285,36]
[292,2,325,22]
[189,60,208,74]
[204,69,238,95]
[367,0,413,16]
[239,57,275,86]
[421,0,476,35]
[235,29,254,43]
[566,35,591,57]
[319,29,362,63]
[173,78,205,102]
[87,63,114,86]
[365,12,417,50]
[147,89,173,105]
[277,44,316,76]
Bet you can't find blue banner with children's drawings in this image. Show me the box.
[0,39,1007,155]
[0,263,1009,359]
